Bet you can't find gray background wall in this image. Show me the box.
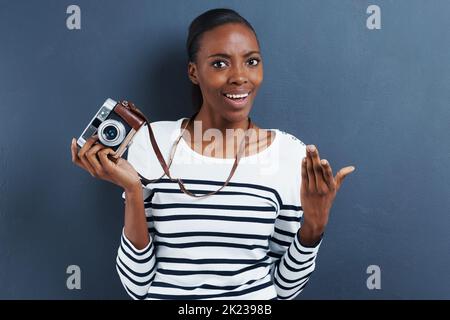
[0,0,449,299]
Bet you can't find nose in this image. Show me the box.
[228,64,248,85]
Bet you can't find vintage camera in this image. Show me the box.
[76,98,146,159]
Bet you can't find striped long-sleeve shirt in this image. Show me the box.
[116,117,323,300]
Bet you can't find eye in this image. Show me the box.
[211,58,260,69]
[212,60,228,69]
[247,57,261,67]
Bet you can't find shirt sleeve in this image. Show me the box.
[268,138,323,300]
[116,226,156,300]
[115,126,157,300]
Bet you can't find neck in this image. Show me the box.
[183,106,255,159]
[191,107,250,135]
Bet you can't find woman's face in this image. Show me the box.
[188,23,263,122]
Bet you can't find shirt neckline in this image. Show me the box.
[176,117,279,163]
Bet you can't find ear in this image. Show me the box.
[188,62,199,85]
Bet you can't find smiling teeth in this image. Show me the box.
[225,93,249,99]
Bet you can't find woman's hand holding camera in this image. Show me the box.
[71,136,141,192]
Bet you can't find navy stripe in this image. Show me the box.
[276,266,314,284]
[274,275,308,292]
[277,280,309,299]
[143,190,156,203]
[293,235,315,255]
[282,257,314,273]
[147,178,283,209]
[280,204,302,211]
[277,215,301,222]
[142,178,301,213]
[146,280,272,300]
[268,251,282,259]
[117,256,155,278]
[150,229,270,240]
[116,263,155,286]
[274,227,296,238]
[157,256,270,265]
[148,214,275,224]
[151,277,262,291]
[274,274,307,291]
[270,236,291,247]
[120,242,155,264]
[147,202,276,212]
[287,248,315,266]
[150,187,279,209]
[155,241,268,250]
[122,283,148,300]
[157,262,270,276]
[121,233,152,256]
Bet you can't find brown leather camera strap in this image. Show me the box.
[119,100,254,198]
[119,101,173,180]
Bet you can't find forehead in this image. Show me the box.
[197,23,260,57]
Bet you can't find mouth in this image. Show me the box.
[222,91,251,108]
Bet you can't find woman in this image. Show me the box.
[71,8,355,300]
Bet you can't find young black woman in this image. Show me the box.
[71,8,355,300]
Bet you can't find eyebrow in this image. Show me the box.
[207,51,261,59]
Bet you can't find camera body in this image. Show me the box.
[76,98,145,159]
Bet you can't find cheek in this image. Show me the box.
[208,75,228,89]
[250,69,263,89]
[200,72,228,94]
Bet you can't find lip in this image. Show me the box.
[222,91,252,108]
[223,90,252,95]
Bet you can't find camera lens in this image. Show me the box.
[97,119,126,147]
[104,125,118,141]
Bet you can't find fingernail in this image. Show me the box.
[321,159,327,165]
[308,145,315,152]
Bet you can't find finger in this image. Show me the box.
[79,150,98,177]
[301,157,308,191]
[305,148,316,191]
[78,136,99,176]
[307,145,327,192]
[71,138,89,171]
[71,138,82,166]
[86,143,106,176]
[78,135,99,159]
[335,166,356,191]
[320,159,335,190]
[79,155,96,176]
[97,148,116,174]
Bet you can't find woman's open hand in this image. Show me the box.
[71,136,141,191]
[300,144,355,238]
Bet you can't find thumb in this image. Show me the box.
[335,166,356,191]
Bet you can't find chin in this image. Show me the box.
[222,107,252,123]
